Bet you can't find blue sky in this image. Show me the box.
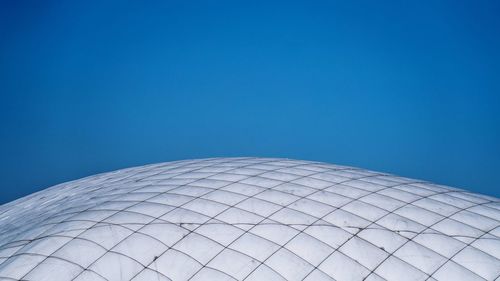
[1,1,499,204]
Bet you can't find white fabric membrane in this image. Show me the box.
[0,157,499,281]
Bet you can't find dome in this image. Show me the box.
[0,157,499,281]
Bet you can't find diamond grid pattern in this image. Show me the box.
[0,157,499,281]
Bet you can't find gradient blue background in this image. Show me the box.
[1,1,499,204]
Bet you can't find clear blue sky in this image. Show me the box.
[1,1,499,204]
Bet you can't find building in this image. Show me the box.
[0,158,499,281]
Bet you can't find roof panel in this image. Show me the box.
[0,157,498,281]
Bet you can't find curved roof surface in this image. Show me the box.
[0,157,499,281]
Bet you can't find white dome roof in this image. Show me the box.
[0,157,499,281]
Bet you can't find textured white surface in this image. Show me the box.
[0,157,499,281]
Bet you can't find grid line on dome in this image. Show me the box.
[426,218,499,280]
[0,186,492,278]
[299,180,437,281]
[123,162,359,281]
[14,158,264,281]
[183,170,365,280]
[63,159,334,281]
[358,193,494,280]
[0,158,499,281]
